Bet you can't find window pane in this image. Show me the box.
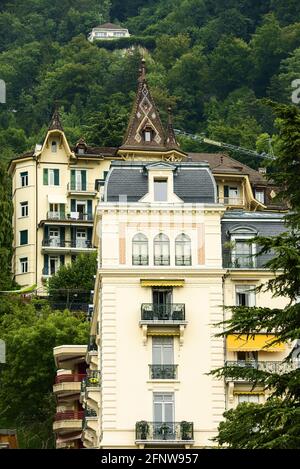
[154,180,167,202]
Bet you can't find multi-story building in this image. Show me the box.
[88,23,130,43]
[8,115,116,292]
[77,63,295,449]
[53,345,87,449]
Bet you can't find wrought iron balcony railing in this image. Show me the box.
[136,421,194,442]
[149,365,178,380]
[225,360,299,374]
[132,255,149,266]
[42,239,93,249]
[141,304,185,322]
[154,255,170,266]
[82,408,97,430]
[223,253,271,269]
[47,211,93,221]
[68,182,97,192]
[175,256,192,266]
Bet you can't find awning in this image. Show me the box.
[48,194,67,204]
[233,391,265,395]
[140,279,185,287]
[227,334,285,352]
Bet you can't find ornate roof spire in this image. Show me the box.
[166,107,179,148]
[48,106,64,132]
[121,58,167,150]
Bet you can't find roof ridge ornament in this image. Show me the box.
[48,105,64,132]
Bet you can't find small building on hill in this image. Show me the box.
[88,23,130,43]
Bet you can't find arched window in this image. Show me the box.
[175,234,191,266]
[154,233,170,266]
[132,233,148,265]
[228,226,257,268]
[51,140,57,153]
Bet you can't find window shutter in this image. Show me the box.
[44,255,49,275]
[60,255,65,266]
[43,169,48,185]
[20,230,28,245]
[71,227,76,242]
[224,185,229,198]
[71,170,75,190]
[44,226,49,240]
[54,169,59,186]
[60,227,65,244]
[87,227,93,242]
[60,204,65,217]
[71,199,76,212]
[81,171,87,191]
[87,200,93,219]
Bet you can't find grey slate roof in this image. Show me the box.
[105,161,216,203]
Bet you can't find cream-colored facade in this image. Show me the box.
[9,116,113,292]
[82,160,295,449]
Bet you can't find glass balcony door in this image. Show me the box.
[152,288,172,319]
[49,228,60,247]
[153,393,175,440]
[76,229,87,248]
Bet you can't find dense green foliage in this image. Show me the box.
[0,162,15,290]
[0,1,300,166]
[47,252,97,295]
[212,103,300,449]
[0,296,89,448]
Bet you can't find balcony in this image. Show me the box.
[154,255,170,266]
[149,365,178,380]
[81,371,100,413]
[175,256,192,266]
[218,197,244,206]
[42,239,94,251]
[53,410,84,433]
[141,304,185,323]
[46,211,93,222]
[86,336,98,367]
[223,253,271,269]
[67,182,98,195]
[225,360,299,378]
[135,421,194,445]
[53,374,86,398]
[132,255,149,266]
[82,408,98,449]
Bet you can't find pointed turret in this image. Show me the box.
[166,107,180,149]
[120,58,167,151]
[48,108,64,132]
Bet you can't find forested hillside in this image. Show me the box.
[0,0,300,166]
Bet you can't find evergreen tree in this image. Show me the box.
[212,102,300,449]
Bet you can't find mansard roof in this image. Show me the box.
[105,161,216,204]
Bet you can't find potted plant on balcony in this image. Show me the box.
[180,421,192,440]
[136,420,149,440]
[89,377,99,384]
[157,422,173,440]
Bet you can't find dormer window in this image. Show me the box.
[51,140,57,153]
[143,126,154,143]
[154,178,168,202]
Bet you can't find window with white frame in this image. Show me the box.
[236,285,256,307]
[255,188,265,204]
[132,233,148,265]
[175,233,191,266]
[51,140,57,153]
[153,392,174,424]
[20,201,28,217]
[154,233,170,265]
[238,394,260,404]
[154,179,168,202]
[20,171,28,187]
[230,228,257,268]
[20,257,28,273]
